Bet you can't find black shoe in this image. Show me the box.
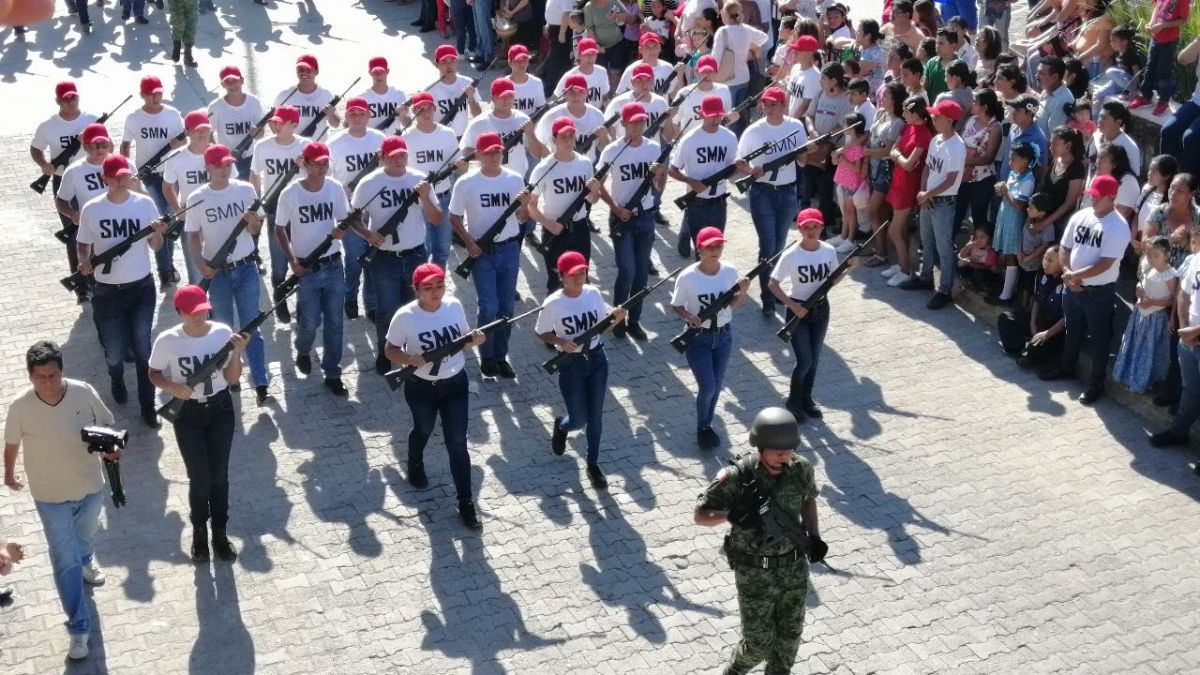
[295,354,312,375]
[697,427,720,449]
[410,19,425,26]
[654,211,669,226]
[190,525,210,563]
[611,323,627,340]
[344,300,359,320]
[785,403,807,425]
[586,463,608,489]
[183,45,197,68]
[1192,462,1200,477]
[1038,367,1071,381]
[365,309,377,324]
[474,60,491,72]
[407,460,428,488]
[212,535,238,562]
[1078,386,1104,405]
[677,241,691,258]
[274,292,291,323]
[459,500,482,529]
[898,276,934,291]
[0,585,13,607]
[802,400,823,419]
[141,407,161,429]
[1148,430,1189,448]
[479,358,498,378]
[985,294,1015,306]
[648,265,660,277]
[170,39,181,62]
[255,386,271,406]
[419,24,437,33]
[926,293,952,310]
[153,0,163,8]
[761,302,775,318]
[76,290,89,304]
[135,15,149,24]
[324,378,348,397]
[111,380,128,405]
[493,359,516,379]
[375,356,390,376]
[121,9,130,19]
[626,322,648,341]
[552,417,567,455]
[1153,393,1178,408]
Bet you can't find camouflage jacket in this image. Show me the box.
[696,453,818,557]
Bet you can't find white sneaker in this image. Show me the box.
[886,271,911,287]
[880,264,901,278]
[82,560,105,585]
[68,634,89,660]
[826,235,844,247]
[835,240,857,254]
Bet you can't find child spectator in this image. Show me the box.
[1016,192,1059,301]
[1068,97,1097,137]
[830,113,869,253]
[847,78,877,127]
[990,143,1037,304]
[1112,236,1179,393]
[1130,0,1191,116]
[1091,25,1143,116]
[901,57,927,103]
[947,15,978,70]
[956,226,999,291]
[1133,155,1178,253]
[998,245,1066,367]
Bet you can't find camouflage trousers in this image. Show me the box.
[168,0,197,42]
[724,562,810,675]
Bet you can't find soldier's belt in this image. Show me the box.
[725,544,805,570]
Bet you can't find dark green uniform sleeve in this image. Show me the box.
[696,463,743,512]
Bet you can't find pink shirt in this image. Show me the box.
[834,143,866,190]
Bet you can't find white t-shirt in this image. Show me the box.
[185,180,259,262]
[1091,130,1142,179]
[1183,255,1200,325]
[386,298,470,381]
[670,125,740,197]
[428,75,483,138]
[274,86,334,137]
[545,0,574,24]
[599,138,661,210]
[535,285,612,351]
[57,156,107,208]
[357,86,409,130]
[352,168,430,252]
[785,65,821,118]
[460,110,533,175]
[149,322,234,399]
[711,24,769,86]
[251,135,311,200]
[328,128,386,188]
[738,117,808,186]
[672,83,733,128]
[604,92,670,143]
[449,168,526,241]
[275,179,351,259]
[1115,174,1141,212]
[924,133,967,197]
[76,191,161,285]
[162,147,210,202]
[679,0,716,31]
[32,112,98,175]
[121,106,185,172]
[207,94,265,149]
[615,61,676,96]
[770,242,840,301]
[810,90,854,135]
[510,75,547,117]
[555,66,611,107]
[1059,207,1133,286]
[671,261,740,328]
[855,100,878,129]
[535,103,607,160]
[402,124,460,195]
[530,154,595,223]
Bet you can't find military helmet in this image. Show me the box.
[748,407,801,450]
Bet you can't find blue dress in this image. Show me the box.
[993,170,1034,255]
[1112,267,1177,393]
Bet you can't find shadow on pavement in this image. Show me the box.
[189,562,254,675]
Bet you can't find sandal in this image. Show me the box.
[863,253,887,267]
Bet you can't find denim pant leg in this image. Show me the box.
[342,233,376,314]
[623,213,655,323]
[472,0,494,61]
[142,174,175,276]
[682,198,726,249]
[404,378,441,462]
[92,285,130,387]
[1143,40,1178,100]
[1082,285,1116,388]
[34,490,103,635]
[472,250,502,359]
[1162,102,1200,174]
[426,192,452,269]
[437,372,474,502]
[489,242,520,358]
[449,0,477,53]
[749,186,795,304]
[728,83,749,136]
[786,301,829,407]
[1170,342,1200,436]
[932,201,957,294]
[318,261,346,377]
[1059,288,1086,371]
[371,255,405,355]
[129,278,157,409]
[268,217,290,288]
[582,350,608,464]
[918,206,937,281]
[221,264,268,386]
[234,156,251,181]
[686,328,733,429]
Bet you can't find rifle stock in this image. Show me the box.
[31,95,133,194]
[672,130,795,209]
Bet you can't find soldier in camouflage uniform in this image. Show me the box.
[167,0,199,68]
[694,407,828,675]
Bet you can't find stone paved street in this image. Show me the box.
[1,3,1199,674]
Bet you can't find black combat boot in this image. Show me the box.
[171,40,181,63]
[183,43,197,68]
[191,523,210,563]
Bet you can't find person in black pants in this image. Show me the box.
[998,245,1066,366]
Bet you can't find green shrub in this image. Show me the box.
[1108,0,1200,101]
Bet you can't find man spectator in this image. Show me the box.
[923,28,959,101]
[1000,95,1049,183]
[1035,56,1072,138]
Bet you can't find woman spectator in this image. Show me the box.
[864,82,907,267]
[1062,56,1091,100]
[808,63,855,222]
[913,0,940,36]
[1034,126,1087,240]
[711,1,769,133]
[543,0,577,97]
[955,88,1003,236]
[881,95,934,287]
[1134,155,1179,253]
[1093,144,1141,225]
[583,0,631,88]
[1161,35,1200,176]
[502,0,538,60]
[1144,173,1200,261]
[876,43,914,104]
[856,18,887,97]
[992,63,1028,100]
[974,26,1003,84]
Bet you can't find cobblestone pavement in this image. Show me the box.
[3,3,1200,675]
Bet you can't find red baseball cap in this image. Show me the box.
[638,32,661,47]
[577,38,599,55]
[102,155,132,180]
[409,91,435,111]
[631,63,654,81]
[1086,174,1119,199]
[475,131,503,154]
[296,54,319,72]
[345,96,370,113]
[556,250,588,276]
[621,102,649,124]
[381,136,409,157]
[368,56,389,73]
[434,45,459,63]
[55,81,79,100]
[174,285,213,315]
[490,77,516,99]
[219,65,243,82]
[930,100,964,122]
[760,86,786,104]
[140,76,164,96]
[508,44,531,61]
[796,207,824,229]
[695,226,726,248]
[82,123,110,145]
[700,95,726,119]
[203,144,236,166]
[551,117,577,137]
[184,110,212,132]
[302,142,331,164]
[696,55,719,75]
[270,105,300,125]
[412,262,445,286]
[563,74,588,92]
[791,35,820,53]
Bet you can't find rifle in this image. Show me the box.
[534,139,636,255]
[197,171,292,290]
[384,305,542,389]
[273,187,387,297]
[135,130,188,181]
[576,109,620,154]
[669,241,797,352]
[777,221,891,341]
[156,287,297,422]
[358,151,460,266]
[31,95,133,194]
[260,128,329,215]
[732,125,857,193]
[624,119,693,220]
[298,77,362,139]
[439,60,496,127]
[453,163,554,279]
[732,453,824,559]
[673,128,799,210]
[541,266,683,374]
[231,88,296,161]
[61,201,203,293]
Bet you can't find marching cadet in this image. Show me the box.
[694,406,827,675]
[614,32,675,96]
[274,142,352,397]
[351,136,441,375]
[427,45,483,140]
[357,56,409,132]
[448,132,529,379]
[671,227,749,449]
[671,55,734,130]
[148,285,248,563]
[384,263,485,530]
[461,77,542,178]
[207,65,264,179]
[328,97,386,321]
[120,75,185,289]
[31,81,97,291]
[535,74,610,161]
[505,45,546,119]
[596,103,666,341]
[605,63,673,145]
[54,123,112,303]
[185,144,271,405]
[273,54,341,140]
[526,118,602,292]
[553,38,610,108]
[401,92,459,269]
[535,251,626,490]
[162,110,217,284]
[75,155,168,428]
[669,95,738,258]
[250,104,311,322]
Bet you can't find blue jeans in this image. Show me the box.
[370,247,425,356]
[728,83,749,136]
[681,197,727,252]
[404,371,473,501]
[472,0,495,62]
[295,257,347,378]
[541,218,593,293]
[234,156,252,181]
[471,239,520,360]
[207,261,268,387]
[93,275,156,409]
[919,197,958,295]
[1170,342,1200,436]
[35,490,104,635]
[749,183,799,305]
[611,210,655,324]
[785,299,829,408]
[449,0,478,55]
[686,326,733,430]
[342,232,377,314]
[1162,101,1200,176]
[1060,283,1116,389]
[143,174,200,282]
[1092,69,1132,116]
[1141,40,1178,101]
[425,191,452,269]
[558,346,609,464]
[121,0,146,18]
